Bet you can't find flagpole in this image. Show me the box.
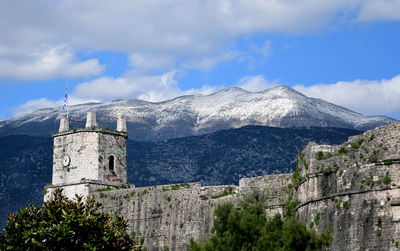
[66,82,69,118]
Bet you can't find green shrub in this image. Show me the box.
[343,201,349,209]
[365,178,374,186]
[383,175,392,185]
[338,147,348,155]
[316,151,333,161]
[171,184,181,190]
[314,213,321,225]
[369,134,375,142]
[199,195,208,200]
[292,169,302,188]
[384,159,393,165]
[97,186,113,192]
[0,189,142,251]
[189,196,331,251]
[316,151,324,160]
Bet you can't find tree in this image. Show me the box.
[0,189,142,251]
[189,193,331,251]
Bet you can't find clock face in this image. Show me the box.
[63,155,71,167]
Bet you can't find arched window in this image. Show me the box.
[109,155,115,171]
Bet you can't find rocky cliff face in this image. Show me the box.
[0,86,393,141]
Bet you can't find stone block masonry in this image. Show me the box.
[296,122,400,251]
[94,175,291,251]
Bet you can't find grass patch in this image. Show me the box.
[211,186,235,199]
[97,186,113,192]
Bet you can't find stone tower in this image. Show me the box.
[44,111,129,201]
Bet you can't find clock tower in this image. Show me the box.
[44,111,129,201]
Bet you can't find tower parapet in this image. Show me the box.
[59,116,69,132]
[117,116,127,132]
[45,111,129,201]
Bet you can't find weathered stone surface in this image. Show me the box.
[94,175,290,251]
[296,122,400,251]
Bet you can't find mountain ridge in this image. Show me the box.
[0,86,394,141]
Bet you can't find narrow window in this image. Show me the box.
[109,155,115,171]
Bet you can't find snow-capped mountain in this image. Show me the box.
[0,86,394,141]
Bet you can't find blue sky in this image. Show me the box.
[1,0,400,119]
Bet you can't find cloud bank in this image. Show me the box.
[1,0,400,80]
[238,74,400,116]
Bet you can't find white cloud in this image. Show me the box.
[238,75,279,92]
[73,71,184,102]
[12,98,58,116]
[358,0,400,21]
[71,71,221,103]
[237,74,400,116]
[293,76,400,116]
[1,0,398,80]
[129,53,175,72]
[0,45,104,81]
[181,51,238,71]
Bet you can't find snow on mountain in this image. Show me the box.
[0,86,394,141]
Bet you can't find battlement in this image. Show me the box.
[57,111,127,134]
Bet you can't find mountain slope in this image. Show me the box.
[0,86,393,141]
[127,125,362,186]
[0,126,361,228]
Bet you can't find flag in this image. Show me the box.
[63,87,68,111]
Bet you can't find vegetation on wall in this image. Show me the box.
[0,189,142,251]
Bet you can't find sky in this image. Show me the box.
[1,0,400,119]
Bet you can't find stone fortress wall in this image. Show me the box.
[296,122,400,251]
[93,174,291,250]
[45,112,400,250]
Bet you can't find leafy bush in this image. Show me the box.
[316,151,324,160]
[314,213,321,226]
[316,151,334,161]
[189,195,331,251]
[338,147,348,155]
[383,175,392,185]
[0,189,142,251]
[383,159,393,165]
